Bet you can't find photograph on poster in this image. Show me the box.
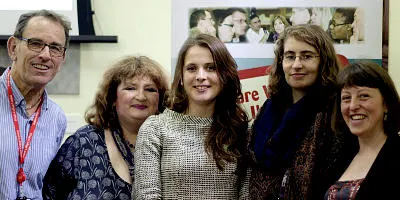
[188,7,361,45]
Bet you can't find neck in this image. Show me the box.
[119,120,140,145]
[10,68,44,104]
[292,89,305,104]
[186,103,215,117]
[358,130,387,154]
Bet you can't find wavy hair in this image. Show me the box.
[269,24,339,102]
[85,55,169,129]
[169,33,249,170]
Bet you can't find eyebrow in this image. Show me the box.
[283,50,317,55]
[30,37,64,46]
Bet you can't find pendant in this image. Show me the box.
[17,168,26,184]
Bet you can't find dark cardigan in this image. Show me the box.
[355,135,400,199]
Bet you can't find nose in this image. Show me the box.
[292,56,303,69]
[135,89,147,101]
[349,97,360,110]
[38,46,51,60]
[196,68,206,81]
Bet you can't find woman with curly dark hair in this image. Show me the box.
[248,24,351,199]
[134,33,249,199]
[42,55,169,199]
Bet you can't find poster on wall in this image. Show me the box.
[171,0,383,120]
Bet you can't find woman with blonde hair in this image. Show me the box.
[43,55,169,199]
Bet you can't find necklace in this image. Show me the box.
[26,97,42,110]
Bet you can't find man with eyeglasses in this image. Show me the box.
[229,8,248,43]
[0,10,70,200]
[246,14,269,43]
[328,8,355,44]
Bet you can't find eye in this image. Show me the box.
[49,44,64,53]
[145,87,158,93]
[341,95,351,102]
[302,54,314,60]
[359,93,370,100]
[206,65,217,71]
[125,86,136,91]
[28,39,44,48]
[185,64,196,72]
[284,55,296,61]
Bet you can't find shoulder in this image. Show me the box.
[43,95,67,123]
[62,125,104,149]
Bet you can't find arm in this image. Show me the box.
[42,132,79,200]
[134,116,163,200]
[238,166,251,200]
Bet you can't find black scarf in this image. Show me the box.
[252,93,321,174]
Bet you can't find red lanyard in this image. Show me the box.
[6,70,43,185]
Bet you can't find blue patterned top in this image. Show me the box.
[42,125,132,200]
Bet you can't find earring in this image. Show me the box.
[384,112,388,121]
[180,80,183,86]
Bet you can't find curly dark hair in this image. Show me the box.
[169,33,249,170]
[85,55,169,129]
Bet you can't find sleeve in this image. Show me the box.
[134,116,163,200]
[42,129,81,200]
[238,167,251,200]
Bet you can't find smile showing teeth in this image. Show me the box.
[351,114,365,120]
[195,86,209,90]
[33,64,49,70]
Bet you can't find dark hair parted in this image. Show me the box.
[85,55,169,130]
[13,9,71,47]
[189,9,207,28]
[169,33,249,170]
[335,61,400,136]
[269,24,339,99]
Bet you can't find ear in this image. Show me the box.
[7,36,17,61]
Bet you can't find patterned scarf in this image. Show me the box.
[110,126,135,178]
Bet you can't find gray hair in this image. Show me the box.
[13,9,72,47]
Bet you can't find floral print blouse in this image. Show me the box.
[42,125,132,200]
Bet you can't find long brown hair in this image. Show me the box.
[85,55,169,129]
[169,33,249,170]
[269,24,339,103]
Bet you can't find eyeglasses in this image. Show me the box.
[233,19,247,24]
[223,24,234,27]
[282,54,320,64]
[17,36,66,57]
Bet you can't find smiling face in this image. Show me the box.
[282,37,320,101]
[249,16,261,31]
[8,16,66,90]
[115,76,160,126]
[183,45,222,112]
[341,86,386,137]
